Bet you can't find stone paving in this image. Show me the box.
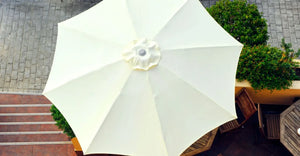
[201,0,300,50]
[0,0,299,94]
[0,0,101,93]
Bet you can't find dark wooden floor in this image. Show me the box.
[197,113,292,156]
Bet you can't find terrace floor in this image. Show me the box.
[197,110,292,156]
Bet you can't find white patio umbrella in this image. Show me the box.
[43,0,243,155]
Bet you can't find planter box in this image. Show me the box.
[235,80,300,105]
[71,137,121,156]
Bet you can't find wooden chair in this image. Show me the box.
[181,128,218,156]
[218,120,240,134]
[265,114,280,139]
[219,88,257,133]
[257,104,265,137]
[257,104,280,140]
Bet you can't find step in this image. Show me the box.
[0,144,76,156]
[0,104,52,113]
[0,115,54,122]
[0,132,70,142]
[0,122,60,132]
[0,94,74,156]
[0,94,51,104]
[0,141,72,145]
[0,103,52,106]
[0,113,51,116]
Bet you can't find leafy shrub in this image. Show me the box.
[236,39,299,90]
[281,39,300,61]
[207,0,268,46]
[50,105,75,138]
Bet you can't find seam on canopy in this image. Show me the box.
[146,71,170,156]
[84,68,133,154]
[151,0,188,41]
[159,65,237,119]
[161,44,243,53]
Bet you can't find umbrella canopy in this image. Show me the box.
[43,0,243,155]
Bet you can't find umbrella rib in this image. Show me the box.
[151,0,188,40]
[146,72,170,156]
[158,65,236,118]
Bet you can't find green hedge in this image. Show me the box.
[50,105,75,138]
[207,0,299,90]
[236,39,299,90]
[207,0,268,46]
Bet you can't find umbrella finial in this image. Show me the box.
[122,38,161,71]
[138,49,147,56]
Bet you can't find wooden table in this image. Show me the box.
[280,100,300,156]
[181,128,218,156]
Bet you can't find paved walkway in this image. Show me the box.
[0,0,299,93]
[201,0,300,49]
[0,0,101,93]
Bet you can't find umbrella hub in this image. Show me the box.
[122,38,161,71]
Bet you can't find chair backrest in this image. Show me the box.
[219,88,257,134]
[257,103,281,139]
[235,88,257,125]
[265,114,280,139]
[257,104,265,137]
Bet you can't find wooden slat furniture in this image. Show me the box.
[280,99,300,156]
[219,88,257,133]
[235,88,257,124]
[181,128,218,156]
[265,114,280,139]
[218,120,240,134]
[257,104,265,137]
[257,104,281,140]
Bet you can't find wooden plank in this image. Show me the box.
[181,128,218,156]
[236,88,257,121]
[265,114,280,139]
[219,120,240,134]
[257,104,265,137]
[219,88,257,134]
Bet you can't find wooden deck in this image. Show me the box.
[197,113,292,156]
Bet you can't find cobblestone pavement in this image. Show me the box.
[0,0,299,93]
[0,0,101,93]
[201,0,300,50]
[250,0,300,50]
